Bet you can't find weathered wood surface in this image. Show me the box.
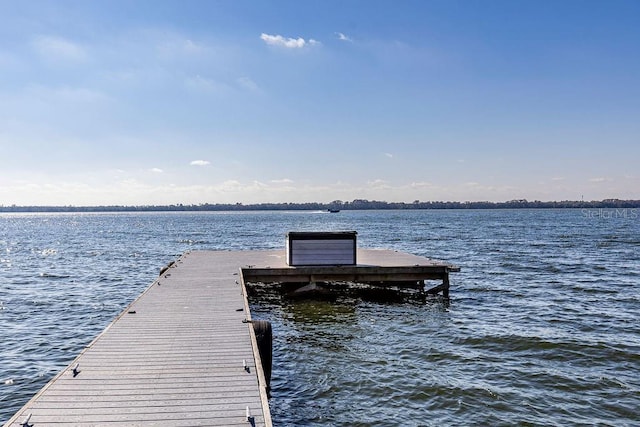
[5,251,271,427]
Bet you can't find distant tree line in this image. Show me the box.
[1,199,639,213]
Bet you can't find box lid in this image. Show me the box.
[286,231,357,240]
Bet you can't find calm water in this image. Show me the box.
[1,209,638,426]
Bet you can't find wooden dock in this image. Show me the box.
[5,251,272,427]
[5,249,458,427]
[241,248,460,298]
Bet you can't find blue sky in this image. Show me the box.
[1,0,638,205]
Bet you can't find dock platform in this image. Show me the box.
[241,248,459,298]
[5,249,458,427]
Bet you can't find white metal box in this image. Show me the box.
[286,231,357,266]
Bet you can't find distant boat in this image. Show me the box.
[328,208,340,213]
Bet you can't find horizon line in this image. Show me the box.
[1,198,639,212]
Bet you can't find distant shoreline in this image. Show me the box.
[1,199,639,213]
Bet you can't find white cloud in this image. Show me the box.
[384,153,393,158]
[190,160,210,166]
[367,179,391,189]
[336,32,352,42]
[411,181,434,188]
[150,168,163,173]
[589,177,608,183]
[271,178,294,184]
[32,35,87,62]
[260,33,319,49]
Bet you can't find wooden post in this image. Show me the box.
[442,273,450,299]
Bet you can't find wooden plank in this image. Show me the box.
[8,412,264,426]
[38,391,259,402]
[30,394,262,407]
[8,418,260,427]
[27,401,261,415]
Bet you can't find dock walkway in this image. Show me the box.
[6,249,458,427]
[6,251,271,427]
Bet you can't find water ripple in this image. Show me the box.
[2,210,640,425]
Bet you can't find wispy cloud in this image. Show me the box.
[32,35,87,62]
[589,177,608,183]
[25,84,111,104]
[336,32,352,42]
[236,76,260,92]
[367,179,391,189]
[260,33,319,49]
[219,180,268,193]
[190,160,210,166]
[384,153,393,158]
[156,36,206,59]
[0,50,20,68]
[149,168,163,173]
[411,181,434,188]
[271,178,294,184]
[184,75,229,93]
[180,39,204,54]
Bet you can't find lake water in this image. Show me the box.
[1,209,638,426]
